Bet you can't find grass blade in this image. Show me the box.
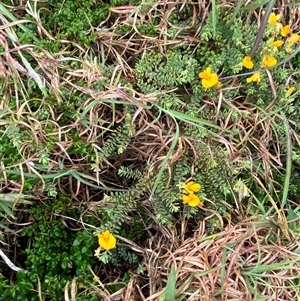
[275,44,300,67]
[159,265,177,301]
[212,0,217,39]
[249,0,276,56]
[164,265,177,301]
[242,0,269,11]
[227,0,244,27]
[280,113,291,208]
[151,115,179,197]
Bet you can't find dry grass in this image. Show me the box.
[101,219,300,301]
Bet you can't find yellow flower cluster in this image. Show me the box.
[241,12,299,85]
[268,13,300,46]
[180,181,203,207]
[242,54,277,83]
[198,12,299,92]
[268,14,297,100]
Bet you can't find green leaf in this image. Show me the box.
[0,201,14,218]
[227,0,244,27]
[16,271,26,281]
[73,239,81,247]
[242,0,269,10]
[212,0,216,39]
[164,265,177,301]
[249,0,276,56]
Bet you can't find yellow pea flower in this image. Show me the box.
[273,40,284,48]
[261,55,277,68]
[268,13,280,25]
[246,72,261,83]
[288,33,300,44]
[280,25,291,37]
[242,56,254,69]
[98,230,116,251]
[184,181,201,194]
[182,194,203,207]
[286,86,295,96]
[199,67,220,89]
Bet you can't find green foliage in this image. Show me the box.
[110,245,140,266]
[151,140,233,225]
[23,210,94,279]
[95,181,147,265]
[0,270,99,301]
[0,272,36,301]
[0,191,147,298]
[152,172,180,226]
[0,133,22,166]
[194,8,300,213]
[97,166,149,232]
[0,197,99,300]
[135,49,199,93]
[34,0,107,47]
[138,21,160,37]
[93,112,136,170]
[199,11,256,74]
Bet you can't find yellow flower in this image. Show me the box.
[286,86,295,96]
[246,72,260,83]
[199,67,220,89]
[273,40,284,48]
[93,276,100,282]
[268,12,280,25]
[242,56,254,69]
[261,55,277,68]
[280,25,291,37]
[183,181,201,194]
[288,33,300,44]
[98,230,116,251]
[182,194,203,207]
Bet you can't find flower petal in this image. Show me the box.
[273,40,284,48]
[199,67,211,79]
[182,194,190,204]
[288,34,300,44]
[268,13,280,25]
[242,56,254,69]
[98,230,116,251]
[246,72,260,83]
[184,181,201,194]
[262,55,277,68]
[187,194,201,207]
[202,79,214,88]
[286,86,295,96]
[280,25,290,37]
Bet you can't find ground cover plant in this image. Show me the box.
[0,0,300,300]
